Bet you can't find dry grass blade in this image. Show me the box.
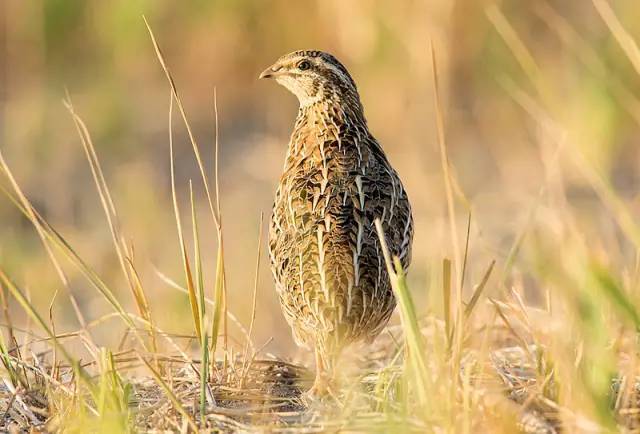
[63,97,156,352]
[0,153,88,332]
[63,98,123,268]
[0,154,136,335]
[460,212,472,292]
[501,185,546,283]
[0,282,16,355]
[489,298,531,357]
[241,213,264,383]
[213,87,222,221]
[465,260,496,318]
[592,0,640,76]
[485,5,541,87]
[138,355,198,432]
[535,1,640,124]
[167,93,202,342]
[211,89,228,371]
[442,258,452,347]
[430,43,461,286]
[119,312,189,360]
[508,288,532,333]
[572,152,640,249]
[143,16,220,229]
[182,245,202,341]
[124,259,159,356]
[431,43,469,387]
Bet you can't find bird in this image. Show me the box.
[260,50,413,395]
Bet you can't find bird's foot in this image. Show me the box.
[307,376,330,397]
[305,375,341,404]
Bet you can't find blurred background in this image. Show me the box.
[1,1,639,361]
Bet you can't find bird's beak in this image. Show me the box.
[259,64,283,79]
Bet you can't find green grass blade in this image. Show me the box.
[190,181,207,339]
[209,245,225,361]
[375,219,429,410]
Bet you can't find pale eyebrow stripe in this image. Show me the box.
[323,61,356,88]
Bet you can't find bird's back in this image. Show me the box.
[269,103,413,350]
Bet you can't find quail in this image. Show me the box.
[260,50,413,394]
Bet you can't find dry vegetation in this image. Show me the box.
[1,1,640,433]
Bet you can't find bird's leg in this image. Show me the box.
[308,346,330,396]
[308,341,344,398]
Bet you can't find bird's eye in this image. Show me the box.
[297,60,311,71]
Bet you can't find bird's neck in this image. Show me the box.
[286,98,370,163]
[295,95,367,133]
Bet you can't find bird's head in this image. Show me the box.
[260,50,361,108]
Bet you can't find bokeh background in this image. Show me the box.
[1,1,639,361]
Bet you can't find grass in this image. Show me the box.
[0,5,639,433]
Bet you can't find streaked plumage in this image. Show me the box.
[260,50,413,393]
